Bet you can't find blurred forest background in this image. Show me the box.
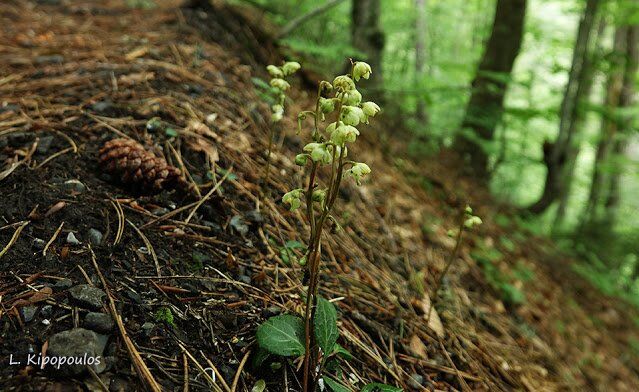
[220,0,639,304]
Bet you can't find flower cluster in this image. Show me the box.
[266,61,301,123]
[282,61,379,211]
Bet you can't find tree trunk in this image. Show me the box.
[351,0,384,93]
[603,25,639,226]
[415,0,429,125]
[581,26,627,227]
[526,0,600,214]
[453,0,527,180]
[553,18,605,230]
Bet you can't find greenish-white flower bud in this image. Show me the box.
[342,90,362,106]
[282,61,301,75]
[267,65,283,78]
[346,162,371,185]
[303,142,332,164]
[333,75,355,91]
[465,206,473,215]
[282,189,304,211]
[319,97,336,114]
[362,101,380,117]
[312,189,327,203]
[464,216,483,229]
[319,81,333,96]
[271,111,283,123]
[340,106,364,126]
[270,78,290,91]
[295,154,309,166]
[331,124,360,146]
[326,121,340,135]
[353,61,372,81]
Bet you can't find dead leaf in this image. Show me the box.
[118,72,155,86]
[125,46,149,61]
[420,295,445,338]
[409,334,428,359]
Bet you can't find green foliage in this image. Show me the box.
[154,307,175,326]
[361,383,403,392]
[472,245,528,305]
[256,314,306,357]
[324,377,351,392]
[279,239,306,265]
[314,297,339,356]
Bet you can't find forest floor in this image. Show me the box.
[0,1,638,391]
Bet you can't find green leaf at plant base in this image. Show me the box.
[314,297,339,356]
[332,343,353,360]
[361,383,403,392]
[324,377,351,392]
[256,314,305,357]
[251,379,266,392]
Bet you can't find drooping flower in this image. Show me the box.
[362,101,380,117]
[346,162,371,185]
[353,62,372,81]
[333,75,355,91]
[331,124,359,146]
[340,106,365,126]
[267,65,283,78]
[270,78,290,91]
[282,189,304,211]
[303,143,332,164]
[282,61,301,75]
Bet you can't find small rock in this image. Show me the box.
[63,179,86,194]
[261,306,281,318]
[205,113,217,125]
[91,100,113,114]
[84,312,114,333]
[230,215,248,236]
[69,285,106,310]
[54,278,73,291]
[238,275,251,284]
[66,232,81,245]
[245,210,264,225]
[32,238,46,251]
[408,374,424,389]
[88,229,103,246]
[47,328,107,376]
[36,136,54,154]
[41,305,53,318]
[21,306,38,323]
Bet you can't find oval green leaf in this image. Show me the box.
[314,297,339,356]
[256,314,305,357]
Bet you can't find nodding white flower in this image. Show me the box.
[319,97,336,114]
[362,101,380,117]
[346,162,371,185]
[319,80,333,95]
[295,153,309,166]
[340,106,364,126]
[331,124,359,146]
[312,188,327,203]
[282,189,304,211]
[267,65,283,78]
[353,61,372,81]
[271,111,283,122]
[333,75,355,91]
[342,90,362,106]
[303,142,332,164]
[464,216,482,229]
[270,78,290,91]
[282,61,301,75]
[465,205,473,215]
[326,121,341,135]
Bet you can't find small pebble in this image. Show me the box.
[69,284,106,310]
[84,312,114,334]
[21,306,38,323]
[36,136,54,154]
[66,232,81,245]
[88,228,103,246]
[63,179,86,194]
[53,278,73,291]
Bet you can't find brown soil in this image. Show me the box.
[0,1,637,391]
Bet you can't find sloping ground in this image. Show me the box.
[0,1,638,391]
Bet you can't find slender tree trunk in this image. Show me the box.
[453,0,527,180]
[415,0,429,125]
[603,25,639,226]
[527,0,600,214]
[351,0,384,93]
[581,26,627,227]
[553,18,605,230]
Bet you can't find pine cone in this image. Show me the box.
[99,138,184,192]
